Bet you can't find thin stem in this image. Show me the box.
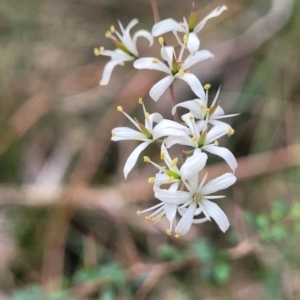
[150,0,160,23]
[168,83,186,162]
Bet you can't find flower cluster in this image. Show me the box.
[96,5,238,237]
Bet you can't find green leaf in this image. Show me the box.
[157,244,183,261]
[255,214,270,229]
[190,239,216,263]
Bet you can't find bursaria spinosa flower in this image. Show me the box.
[165,113,238,172]
[172,85,239,131]
[94,19,153,86]
[155,172,236,236]
[152,5,227,55]
[133,37,213,101]
[111,99,189,178]
[144,142,208,187]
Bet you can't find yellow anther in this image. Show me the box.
[138,97,143,104]
[136,211,142,216]
[145,216,151,221]
[166,229,172,236]
[152,58,159,63]
[228,127,235,136]
[189,114,194,120]
[99,46,104,53]
[191,136,198,142]
[179,69,185,76]
[168,176,174,183]
[110,25,115,33]
[214,140,219,146]
[136,135,143,140]
[111,132,116,137]
[105,30,112,38]
[94,48,100,56]
[204,84,211,90]
[160,152,165,160]
[158,37,164,45]
[200,104,206,109]
[152,218,156,222]
[206,108,210,114]
[148,177,155,183]
[183,34,189,43]
[145,112,150,119]
[144,156,151,163]
[175,234,180,239]
[170,157,178,167]
[117,106,123,112]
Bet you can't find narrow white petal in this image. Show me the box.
[153,119,188,139]
[133,58,170,74]
[112,127,144,141]
[152,18,186,36]
[212,113,240,120]
[164,203,177,225]
[147,112,163,132]
[187,32,200,55]
[205,125,228,144]
[194,5,228,33]
[121,19,139,55]
[172,99,203,119]
[165,135,194,148]
[100,59,126,86]
[177,73,205,100]
[186,175,199,192]
[192,217,209,224]
[200,199,230,232]
[181,113,199,138]
[133,29,154,49]
[149,76,174,101]
[100,49,131,60]
[123,142,151,179]
[160,46,174,69]
[202,145,238,172]
[201,173,236,195]
[182,50,213,70]
[175,202,197,235]
[155,190,191,205]
[180,150,207,180]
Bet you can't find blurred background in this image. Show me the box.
[0,0,300,299]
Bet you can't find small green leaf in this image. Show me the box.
[213,262,231,285]
[256,214,270,229]
[157,244,183,261]
[190,239,216,262]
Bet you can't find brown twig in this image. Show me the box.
[149,0,160,23]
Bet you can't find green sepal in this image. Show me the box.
[166,170,181,179]
[135,118,153,139]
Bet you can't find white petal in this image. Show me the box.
[202,145,238,172]
[133,29,154,50]
[186,175,199,192]
[205,125,228,144]
[155,189,191,205]
[165,135,194,148]
[187,32,200,55]
[194,5,228,33]
[152,18,186,36]
[180,150,207,180]
[153,119,188,140]
[200,199,229,232]
[165,203,177,225]
[112,127,144,141]
[175,201,197,235]
[172,99,203,118]
[100,59,126,86]
[121,19,139,55]
[147,112,163,132]
[182,50,213,70]
[201,173,236,195]
[160,46,174,69]
[133,58,170,74]
[192,217,209,224]
[177,73,205,100]
[149,76,174,101]
[123,142,151,179]
[181,113,199,138]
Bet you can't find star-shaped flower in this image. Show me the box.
[171,85,239,131]
[133,38,213,101]
[155,172,236,236]
[94,19,153,86]
[152,5,227,54]
[111,99,188,178]
[165,113,238,172]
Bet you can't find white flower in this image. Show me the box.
[171,85,239,131]
[111,99,188,178]
[94,19,153,86]
[152,5,227,54]
[133,39,213,101]
[136,182,180,235]
[165,113,238,172]
[144,142,208,187]
[155,172,236,235]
